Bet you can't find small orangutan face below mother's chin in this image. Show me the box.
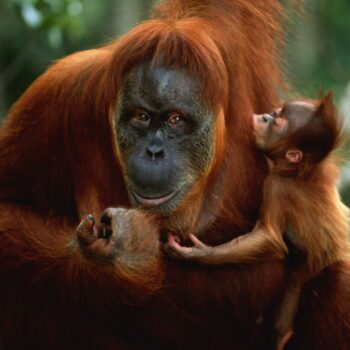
[115,62,216,215]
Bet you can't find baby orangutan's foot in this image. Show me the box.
[77,208,160,263]
[76,212,116,261]
[276,329,293,350]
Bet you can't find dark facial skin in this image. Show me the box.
[115,62,216,215]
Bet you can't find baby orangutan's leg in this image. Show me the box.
[277,331,293,350]
[273,269,312,350]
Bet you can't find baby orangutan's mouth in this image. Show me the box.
[132,191,177,207]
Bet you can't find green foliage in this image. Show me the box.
[342,184,350,206]
[286,0,350,100]
[0,0,119,114]
[11,0,85,47]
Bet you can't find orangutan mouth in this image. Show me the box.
[133,191,177,207]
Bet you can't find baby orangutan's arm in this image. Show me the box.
[165,225,286,265]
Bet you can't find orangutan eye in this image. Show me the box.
[131,109,151,128]
[167,112,184,127]
[262,114,274,123]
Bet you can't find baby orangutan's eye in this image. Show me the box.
[262,114,274,123]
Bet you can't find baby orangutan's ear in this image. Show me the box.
[285,149,303,163]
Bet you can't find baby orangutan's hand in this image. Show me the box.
[164,233,213,263]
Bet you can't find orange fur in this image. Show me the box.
[165,96,350,348]
[1,1,350,349]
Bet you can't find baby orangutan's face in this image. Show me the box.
[253,101,316,163]
[253,101,317,151]
[253,108,288,150]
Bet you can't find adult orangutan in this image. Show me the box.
[0,1,349,350]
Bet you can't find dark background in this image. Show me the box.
[0,0,349,203]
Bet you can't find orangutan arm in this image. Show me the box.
[165,222,286,265]
[0,204,163,308]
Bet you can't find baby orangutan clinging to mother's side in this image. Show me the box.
[165,93,350,349]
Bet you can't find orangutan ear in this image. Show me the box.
[285,149,303,163]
